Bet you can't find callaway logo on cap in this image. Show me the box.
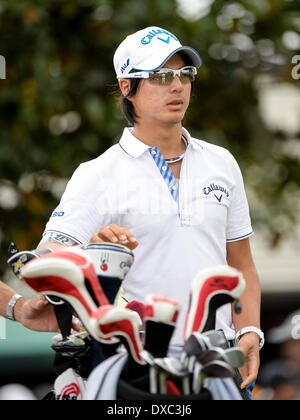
[114,26,202,79]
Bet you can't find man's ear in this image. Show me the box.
[119,79,131,98]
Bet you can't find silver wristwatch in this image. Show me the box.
[6,294,23,321]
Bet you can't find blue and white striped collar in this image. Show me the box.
[119,127,197,159]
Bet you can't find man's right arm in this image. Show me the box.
[38,224,139,252]
[37,162,139,253]
[37,241,72,252]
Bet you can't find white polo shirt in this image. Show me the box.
[41,127,254,345]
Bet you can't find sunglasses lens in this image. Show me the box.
[148,73,162,83]
[149,72,173,84]
[148,67,196,85]
[180,68,196,83]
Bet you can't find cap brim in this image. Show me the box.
[133,46,202,71]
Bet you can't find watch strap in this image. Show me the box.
[235,326,265,351]
[6,294,23,321]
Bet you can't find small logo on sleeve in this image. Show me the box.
[51,211,65,217]
[203,183,230,203]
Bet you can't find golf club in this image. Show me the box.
[193,359,235,395]
[140,350,158,394]
[200,331,246,369]
[180,332,209,368]
[154,357,190,395]
[202,330,229,350]
[201,360,235,378]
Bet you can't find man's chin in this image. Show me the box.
[162,112,186,125]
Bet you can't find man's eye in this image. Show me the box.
[164,73,173,83]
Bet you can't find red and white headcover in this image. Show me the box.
[184,265,246,341]
[144,295,181,325]
[21,248,109,340]
[91,305,145,365]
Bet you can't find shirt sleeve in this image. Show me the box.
[226,154,254,242]
[41,162,112,245]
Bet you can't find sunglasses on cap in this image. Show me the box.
[121,66,197,85]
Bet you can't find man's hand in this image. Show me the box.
[237,332,260,390]
[90,224,139,250]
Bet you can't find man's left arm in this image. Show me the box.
[226,238,261,390]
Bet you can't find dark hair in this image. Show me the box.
[119,52,195,127]
[120,77,142,126]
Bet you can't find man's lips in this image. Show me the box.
[167,99,184,105]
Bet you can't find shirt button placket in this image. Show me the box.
[179,159,191,227]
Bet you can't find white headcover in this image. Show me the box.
[80,242,134,280]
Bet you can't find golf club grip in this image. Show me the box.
[233,368,252,401]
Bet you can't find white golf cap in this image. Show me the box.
[114,26,202,79]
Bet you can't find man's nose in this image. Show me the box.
[170,75,184,91]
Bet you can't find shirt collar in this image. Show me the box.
[118,127,200,159]
[119,128,150,158]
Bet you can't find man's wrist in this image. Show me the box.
[10,296,25,323]
[238,331,260,345]
[235,326,265,351]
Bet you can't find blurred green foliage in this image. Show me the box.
[0,0,299,276]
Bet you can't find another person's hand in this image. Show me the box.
[14,296,80,333]
[237,332,260,390]
[90,224,139,250]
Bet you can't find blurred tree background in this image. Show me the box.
[0,0,299,277]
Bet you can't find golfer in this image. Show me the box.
[37,27,262,394]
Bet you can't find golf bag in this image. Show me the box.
[11,244,249,400]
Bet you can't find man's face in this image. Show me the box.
[127,54,192,126]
